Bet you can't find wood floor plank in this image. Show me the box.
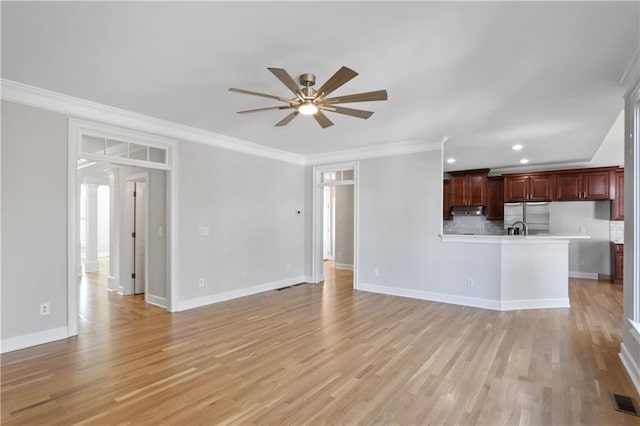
[2,261,639,425]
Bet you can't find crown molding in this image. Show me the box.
[305,139,441,165]
[1,79,306,165]
[619,48,640,96]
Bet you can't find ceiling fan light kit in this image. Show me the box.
[229,66,388,128]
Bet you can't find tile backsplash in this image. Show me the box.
[610,220,624,243]
[444,215,504,235]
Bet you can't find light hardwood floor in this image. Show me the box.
[2,261,638,425]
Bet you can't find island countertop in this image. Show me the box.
[440,234,591,243]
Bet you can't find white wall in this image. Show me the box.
[176,140,306,306]
[335,185,354,268]
[358,151,503,303]
[1,101,69,340]
[549,201,611,276]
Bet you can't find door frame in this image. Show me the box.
[124,172,149,300]
[311,162,359,287]
[68,119,179,337]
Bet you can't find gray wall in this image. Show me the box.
[358,151,502,301]
[176,140,306,302]
[549,201,611,276]
[2,101,69,339]
[334,185,354,267]
[1,100,307,343]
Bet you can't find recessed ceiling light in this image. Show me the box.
[520,158,529,164]
[512,144,523,151]
[447,158,456,164]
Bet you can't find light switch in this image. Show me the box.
[199,226,210,237]
[158,227,163,236]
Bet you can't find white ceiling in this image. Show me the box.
[2,2,637,170]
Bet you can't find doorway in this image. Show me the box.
[125,174,149,297]
[312,163,358,288]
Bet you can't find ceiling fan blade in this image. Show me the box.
[229,88,290,103]
[237,106,292,114]
[315,66,359,99]
[268,68,303,98]
[313,111,334,128]
[323,105,374,119]
[325,90,388,104]
[275,111,298,127]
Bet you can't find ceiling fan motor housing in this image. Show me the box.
[299,73,316,87]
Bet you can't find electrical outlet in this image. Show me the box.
[373,268,379,278]
[579,226,586,233]
[467,278,475,288]
[198,278,205,287]
[40,303,50,316]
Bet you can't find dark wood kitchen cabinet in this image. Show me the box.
[611,243,624,285]
[503,173,554,202]
[611,169,624,221]
[443,179,452,220]
[449,169,489,206]
[556,168,613,201]
[486,176,504,220]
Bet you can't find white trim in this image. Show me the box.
[358,283,570,311]
[1,327,69,354]
[147,295,168,308]
[306,139,441,165]
[176,276,306,312]
[620,48,640,95]
[620,342,640,395]
[358,283,502,311]
[2,79,304,166]
[334,263,353,271]
[569,271,599,280]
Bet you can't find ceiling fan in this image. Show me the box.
[229,66,388,128]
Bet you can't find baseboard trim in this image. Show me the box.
[147,294,167,308]
[500,298,570,310]
[358,283,570,311]
[334,263,353,271]
[1,327,69,354]
[620,343,640,395]
[176,276,306,312]
[358,283,502,311]
[569,271,599,280]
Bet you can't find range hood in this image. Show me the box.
[450,206,486,216]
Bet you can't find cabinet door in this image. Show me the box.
[529,175,554,201]
[582,171,609,200]
[504,176,529,202]
[450,175,466,206]
[614,251,624,284]
[556,173,582,201]
[486,177,504,220]
[466,172,487,205]
[443,180,452,220]
[612,171,624,221]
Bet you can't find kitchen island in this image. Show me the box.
[439,234,589,310]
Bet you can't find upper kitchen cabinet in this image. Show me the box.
[443,179,452,220]
[555,167,615,201]
[503,173,554,202]
[449,169,489,206]
[611,169,624,221]
[486,176,504,220]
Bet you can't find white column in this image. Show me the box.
[84,183,99,272]
[107,170,119,291]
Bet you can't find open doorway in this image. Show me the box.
[313,164,358,289]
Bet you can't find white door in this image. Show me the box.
[134,182,147,294]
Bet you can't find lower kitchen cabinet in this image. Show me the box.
[611,243,623,285]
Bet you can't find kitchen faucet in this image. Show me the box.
[511,220,529,235]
